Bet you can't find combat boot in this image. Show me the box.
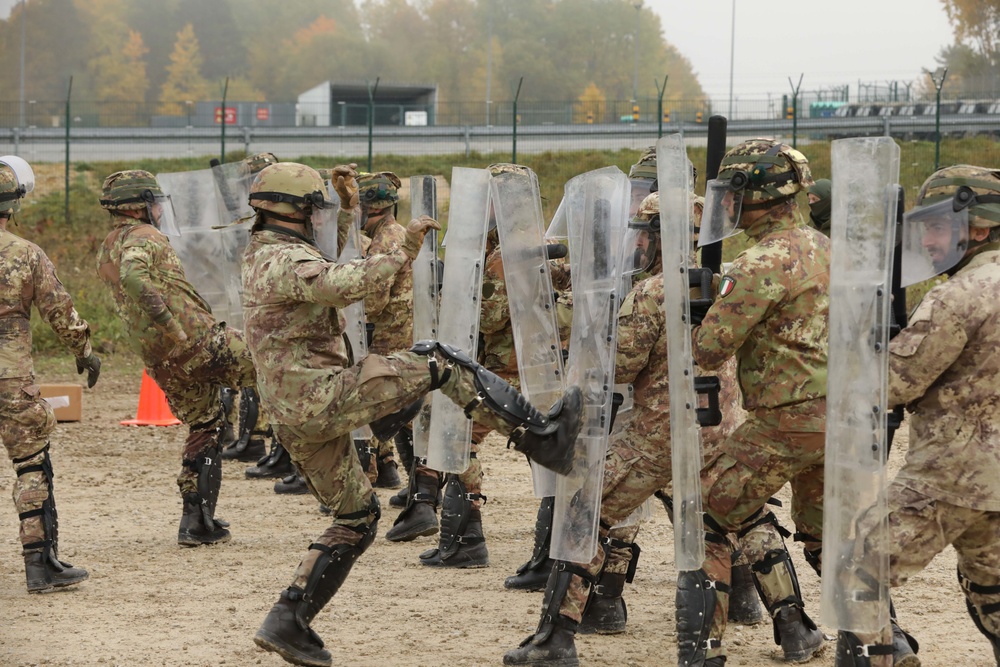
[505,496,555,591]
[178,493,231,546]
[255,589,331,667]
[891,621,920,667]
[275,472,309,495]
[728,560,764,625]
[220,433,267,462]
[246,438,294,479]
[389,486,409,508]
[385,471,439,542]
[503,622,579,667]
[419,477,489,568]
[24,550,88,593]
[374,454,402,489]
[773,604,825,662]
[578,571,627,634]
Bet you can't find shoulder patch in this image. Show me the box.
[719,275,737,298]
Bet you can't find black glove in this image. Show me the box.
[689,301,712,327]
[545,243,568,260]
[76,353,101,388]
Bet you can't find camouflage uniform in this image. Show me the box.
[0,210,92,590]
[687,141,829,664]
[97,170,259,545]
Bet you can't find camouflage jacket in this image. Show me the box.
[692,206,830,410]
[241,214,410,425]
[0,228,91,379]
[889,248,1000,510]
[361,213,413,355]
[97,216,215,363]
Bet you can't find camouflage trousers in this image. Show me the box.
[145,323,260,496]
[699,399,826,659]
[276,350,524,589]
[0,378,57,551]
[850,484,1000,653]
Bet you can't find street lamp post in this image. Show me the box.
[728,0,735,119]
[633,2,642,105]
[19,0,26,129]
[927,67,948,170]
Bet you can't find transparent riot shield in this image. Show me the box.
[212,160,255,224]
[490,165,566,499]
[544,197,568,241]
[656,133,705,571]
[426,168,491,474]
[552,166,630,563]
[410,175,440,460]
[820,136,899,634]
[158,169,241,325]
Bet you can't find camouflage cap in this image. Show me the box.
[0,164,22,213]
[357,171,401,211]
[916,164,1000,227]
[718,138,813,206]
[242,152,279,175]
[100,170,164,212]
[634,191,660,223]
[629,146,657,180]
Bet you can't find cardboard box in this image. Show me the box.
[38,384,83,422]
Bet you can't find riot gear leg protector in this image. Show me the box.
[579,530,640,635]
[676,567,725,666]
[729,552,765,626]
[419,473,489,568]
[503,562,586,667]
[255,497,380,667]
[15,446,88,592]
[219,386,237,448]
[505,496,556,591]
[960,568,1000,665]
[385,468,439,542]
[178,429,230,546]
[221,388,267,462]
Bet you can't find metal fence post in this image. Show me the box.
[13,127,19,155]
[655,74,668,139]
[243,126,251,155]
[367,77,380,172]
[512,77,523,163]
[64,76,72,226]
[220,77,229,164]
[463,126,471,157]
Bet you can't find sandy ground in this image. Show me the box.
[0,357,995,667]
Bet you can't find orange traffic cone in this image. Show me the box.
[120,370,182,426]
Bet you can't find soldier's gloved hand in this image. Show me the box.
[545,243,568,260]
[76,353,101,388]
[689,301,711,327]
[401,215,442,260]
[331,163,359,208]
[163,319,189,358]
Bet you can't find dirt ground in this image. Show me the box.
[0,357,995,667]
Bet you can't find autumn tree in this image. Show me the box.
[937,0,1000,94]
[159,23,210,115]
[575,82,607,123]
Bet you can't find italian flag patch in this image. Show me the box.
[719,276,736,298]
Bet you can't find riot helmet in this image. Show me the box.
[357,171,401,214]
[0,155,34,216]
[100,170,180,236]
[248,162,331,236]
[623,192,662,275]
[901,164,1000,285]
[700,138,812,246]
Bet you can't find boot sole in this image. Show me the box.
[178,532,232,547]
[27,574,89,593]
[783,638,826,663]
[254,630,331,667]
[385,522,439,542]
[503,577,548,592]
[503,655,579,667]
[423,558,490,569]
[577,623,625,635]
[245,469,294,479]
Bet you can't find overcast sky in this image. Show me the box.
[644,0,955,103]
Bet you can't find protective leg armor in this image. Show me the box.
[505,496,556,591]
[221,388,266,462]
[15,446,89,592]
[503,561,585,667]
[395,426,415,477]
[219,386,237,448]
[178,439,230,546]
[579,532,640,635]
[676,568,725,667]
[385,468,439,542]
[255,497,380,667]
[408,341,583,475]
[419,474,488,568]
[729,555,765,626]
[960,569,1000,665]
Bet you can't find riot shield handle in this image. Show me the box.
[607,391,625,433]
[693,376,722,427]
[545,243,568,260]
[689,266,715,314]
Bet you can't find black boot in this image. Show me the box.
[505,386,583,476]
[395,427,414,476]
[385,472,439,542]
[728,560,764,625]
[221,434,266,462]
[578,571,627,634]
[275,472,309,495]
[505,496,555,591]
[219,387,237,448]
[178,492,231,546]
[24,549,89,593]
[773,604,825,662]
[374,455,402,489]
[503,563,582,667]
[891,620,920,667]
[419,476,489,568]
[222,388,266,462]
[246,438,294,479]
[255,503,379,667]
[389,486,409,508]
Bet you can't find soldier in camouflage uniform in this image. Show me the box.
[96,170,260,547]
[243,162,584,667]
[356,171,410,489]
[807,178,832,237]
[678,139,829,666]
[0,156,95,592]
[836,165,1000,667]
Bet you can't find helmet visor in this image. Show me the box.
[0,155,34,195]
[900,198,969,286]
[629,177,655,218]
[698,178,744,247]
[149,193,180,237]
[622,218,659,276]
